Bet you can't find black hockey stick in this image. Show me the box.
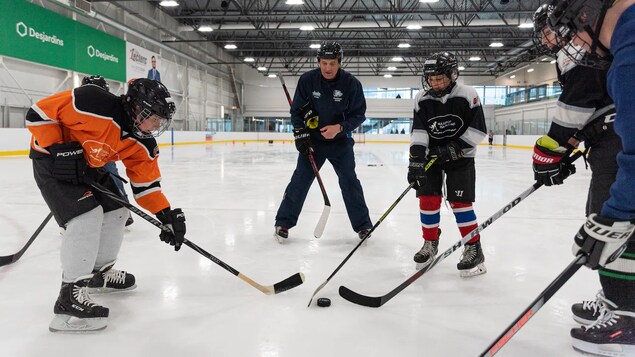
[338,151,584,308]
[279,74,331,238]
[0,212,53,267]
[480,254,586,356]
[306,158,437,307]
[86,179,305,295]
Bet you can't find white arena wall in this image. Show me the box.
[0,128,537,156]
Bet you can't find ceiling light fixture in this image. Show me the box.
[384,74,393,78]
[244,57,255,62]
[419,0,440,3]
[286,0,304,4]
[198,26,213,32]
[469,56,481,61]
[527,68,535,72]
[518,23,534,29]
[299,25,315,31]
[458,66,466,71]
[391,56,403,62]
[406,25,422,30]
[398,43,411,48]
[309,44,321,49]
[159,1,179,7]
[387,66,397,71]
[489,42,504,48]
[268,74,277,78]
[224,44,237,50]
[257,67,267,71]
[510,75,516,79]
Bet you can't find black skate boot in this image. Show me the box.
[572,290,615,325]
[414,240,439,269]
[88,261,136,294]
[358,229,372,240]
[571,308,635,356]
[125,215,134,227]
[457,240,486,277]
[49,275,109,333]
[274,226,289,244]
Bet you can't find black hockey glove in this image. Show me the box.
[48,142,87,185]
[572,111,615,144]
[573,214,635,269]
[407,159,428,189]
[300,103,319,129]
[156,208,186,251]
[532,135,576,186]
[427,141,463,164]
[293,128,312,156]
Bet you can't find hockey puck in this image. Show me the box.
[317,297,331,307]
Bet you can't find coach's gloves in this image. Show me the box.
[532,135,576,186]
[573,214,635,269]
[156,208,186,251]
[293,128,312,156]
[300,103,319,129]
[427,141,463,164]
[48,142,87,185]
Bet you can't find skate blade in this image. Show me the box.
[88,284,137,294]
[459,263,487,278]
[274,233,286,244]
[49,314,108,333]
[572,337,635,356]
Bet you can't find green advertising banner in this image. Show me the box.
[0,0,126,82]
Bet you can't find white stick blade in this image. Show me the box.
[313,205,331,238]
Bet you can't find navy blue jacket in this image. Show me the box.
[290,68,366,141]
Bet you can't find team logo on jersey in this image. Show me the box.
[333,90,343,102]
[312,91,321,99]
[83,140,119,167]
[427,114,464,139]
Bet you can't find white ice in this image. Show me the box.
[0,142,600,357]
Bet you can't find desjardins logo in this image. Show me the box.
[15,21,64,46]
[87,45,119,63]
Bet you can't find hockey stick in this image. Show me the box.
[480,254,586,356]
[86,179,305,295]
[338,151,584,308]
[0,212,53,267]
[279,74,331,238]
[306,158,437,307]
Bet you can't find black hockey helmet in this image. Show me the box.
[532,4,561,57]
[82,75,109,91]
[547,0,613,69]
[124,78,176,139]
[317,41,343,63]
[422,52,459,97]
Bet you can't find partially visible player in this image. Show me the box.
[27,78,186,332]
[409,52,488,277]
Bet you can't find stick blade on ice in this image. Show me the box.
[273,272,306,294]
[313,205,331,238]
[338,286,383,308]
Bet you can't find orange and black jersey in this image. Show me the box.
[26,84,170,214]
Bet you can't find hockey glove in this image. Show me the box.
[300,103,319,129]
[156,208,186,252]
[573,214,635,269]
[293,128,312,156]
[48,142,87,185]
[407,159,428,189]
[427,141,463,164]
[532,135,576,186]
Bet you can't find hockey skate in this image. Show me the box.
[414,240,439,270]
[49,276,109,333]
[571,307,635,356]
[358,229,372,240]
[572,290,614,325]
[457,241,486,277]
[274,226,289,244]
[88,261,137,294]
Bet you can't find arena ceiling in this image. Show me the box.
[106,0,549,77]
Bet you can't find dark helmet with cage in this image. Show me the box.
[532,4,561,56]
[547,0,613,69]
[422,52,459,97]
[82,75,109,91]
[124,78,176,139]
[317,41,343,63]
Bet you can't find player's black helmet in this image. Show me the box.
[317,42,343,63]
[82,75,109,91]
[532,4,560,57]
[548,0,613,69]
[124,78,176,139]
[422,52,459,97]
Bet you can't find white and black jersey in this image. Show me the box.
[548,45,615,147]
[411,83,487,158]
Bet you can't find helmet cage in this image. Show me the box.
[126,79,176,139]
[422,52,459,97]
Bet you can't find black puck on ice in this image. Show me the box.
[317,297,331,307]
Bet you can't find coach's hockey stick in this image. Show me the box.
[480,254,586,356]
[306,158,437,307]
[87,179,305,295]
[0,212,53,267]
[279,74,331,238]
[338,151,584,308]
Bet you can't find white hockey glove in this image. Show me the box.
[573,213,635,269]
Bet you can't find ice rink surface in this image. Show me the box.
[0,141,602,357]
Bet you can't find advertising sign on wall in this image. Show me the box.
[126,42,161,83]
